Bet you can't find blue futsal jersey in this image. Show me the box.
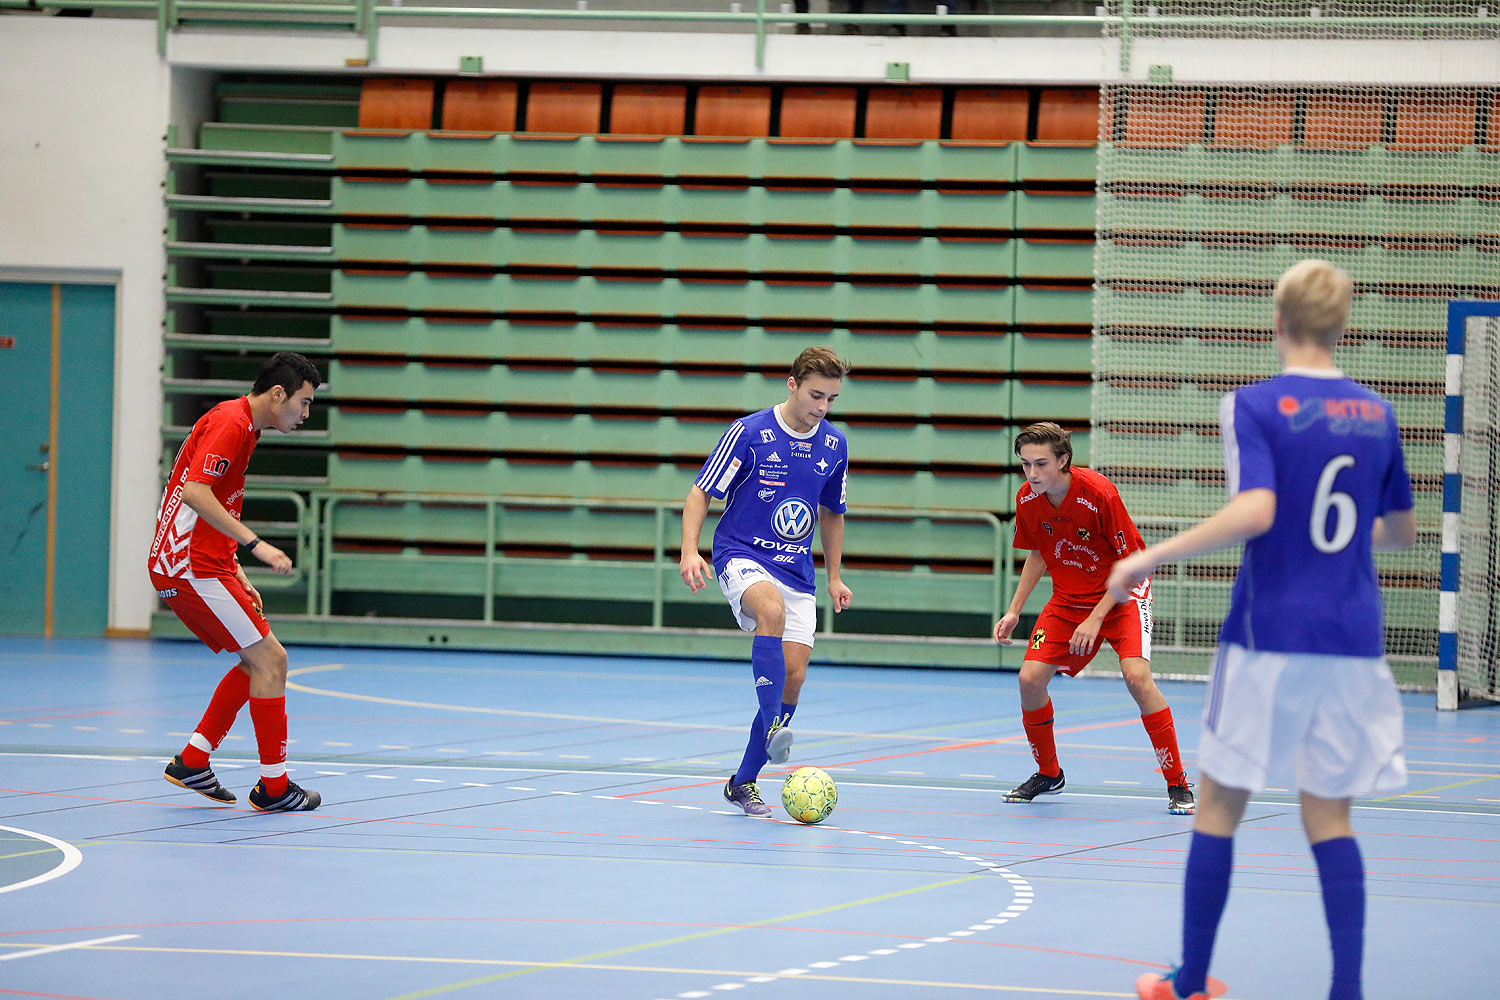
[1218,368,1414,657]
[694,405,848,595]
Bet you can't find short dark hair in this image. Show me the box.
[789,346,850,383]
[251,352,321,397]
[1013,421,1072,472]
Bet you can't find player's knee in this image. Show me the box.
[755,605,787,635]
[1017,662,1051,698]
[1121,660,1154,696]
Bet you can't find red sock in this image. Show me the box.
[1142,706,1187,786]
[181,666,251,768]
[1022,699,1061,777]
[248,696,289,797]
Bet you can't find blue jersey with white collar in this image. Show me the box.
[694,405,848,594]
[1218,369,1414,656]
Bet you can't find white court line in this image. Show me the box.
[0,825,83,896]
[6,754,1497,818]
[0,934,139,962]
[284,665,1021,743]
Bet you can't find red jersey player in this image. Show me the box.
[992,422,1194,815]
[152,352,322,812]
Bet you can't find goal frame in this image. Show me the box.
[1439,300,1500,710]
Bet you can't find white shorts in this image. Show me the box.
[717,558,818,649]
[1200,643,1408,799]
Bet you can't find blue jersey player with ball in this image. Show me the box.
[1107,260,1417,1000]
[680,347,854,817]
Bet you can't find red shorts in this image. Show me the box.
[1023,596,1152,676]
[150,572,270,654]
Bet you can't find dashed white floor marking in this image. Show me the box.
[631,812,1037,1000]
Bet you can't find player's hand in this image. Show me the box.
[828,579,853,613]
[993,612,1021,645]
[252,540,294,577]
[244,581,265,617]
[1107,552,1152,602]
[680,552,713,593]
[1069,616,1103,656]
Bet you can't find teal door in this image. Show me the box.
[0,281,117,636]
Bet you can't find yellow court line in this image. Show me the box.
[383,873,986,999]
[1373,774,1500,801]
[0,847,60,863]
[0,941,1141,997]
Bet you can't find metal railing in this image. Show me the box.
[5,0,1492,69]
[242,486,1009,632]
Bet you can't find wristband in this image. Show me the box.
[240,536,262,554]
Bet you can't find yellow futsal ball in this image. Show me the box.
[780,766,837,825]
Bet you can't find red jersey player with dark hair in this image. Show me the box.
[992,422,1194,815]
[151,352,323,812]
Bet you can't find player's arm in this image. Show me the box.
[994,550,1046,644]
[679,484,714,593]
[1070,588,1123,656]
[818,508,852,613]
[1106,488,1276,601]
[180,481,293,575]
[232,557,265,615]
[1371,508,1417,552]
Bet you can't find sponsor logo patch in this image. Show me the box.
[202,453,231,478]
[757,488,777,501]
[772,498,815,542]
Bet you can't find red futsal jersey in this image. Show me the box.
[1013,466,1148,609]
[149,397,260,579]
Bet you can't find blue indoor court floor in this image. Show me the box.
[2,637,1497,1000]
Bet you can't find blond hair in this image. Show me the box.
[1274,259,1353,347]
[1013,421,1072,472]
[789,346,850,383]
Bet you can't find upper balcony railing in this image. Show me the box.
[3,0,1494,70]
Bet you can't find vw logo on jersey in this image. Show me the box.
[772,499,815,542]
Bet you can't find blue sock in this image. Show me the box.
[1312,837,1365,1000]
[1175,831,1234,997]
[733,702,798,787]
[733,712,767,786]
[750,635,786,732]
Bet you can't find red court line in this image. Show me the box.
[0,710,122,724]
[618,718,1142,799]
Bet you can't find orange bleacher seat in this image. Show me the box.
[526,82,604,135]
[693,85,772,138]
[1302,92,1384,150]
[610,84,688,136]
[1211,90,1296,149]
[442,80,518,132]
[359,78,436,130]
[1392,91,1478,151]
[864,87,942,140]
[1109,88,1208,148]
[1035,88,1100,142]
[780,86,857,140]
[950,88,1028,142]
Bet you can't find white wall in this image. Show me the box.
[0,18,169,634]
[0,15,1494,631]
